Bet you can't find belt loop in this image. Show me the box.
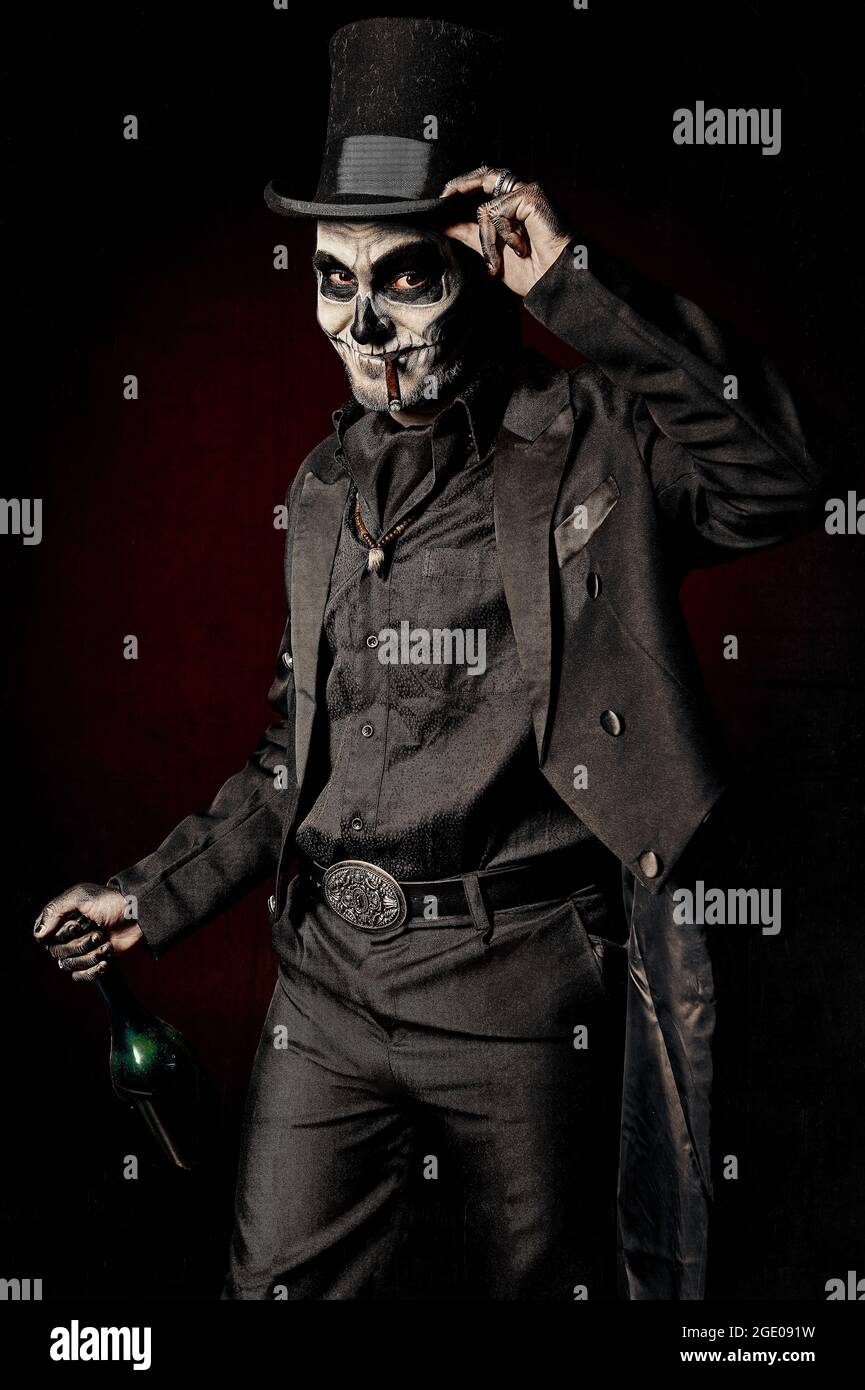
[463,872,494,945]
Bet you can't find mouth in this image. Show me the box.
[329,337,437,370]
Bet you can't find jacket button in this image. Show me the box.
[361,723,374,738]
[600,709,623,736]
[586,571,602,599]
[350,816,364,832]
[267,894,277,915]
[366,634,379,649]
[639,851,661,878]
[282,652,293,670]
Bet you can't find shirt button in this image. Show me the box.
[361,723,374,738]
[586,571,602,599]
[350,816,364,832]
[600,709,624,736]
[282,652,293,670]
[267,894,277,915]
[639,850,662,879]
[366,634,379,649]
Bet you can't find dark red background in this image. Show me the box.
[3,1,862,1300]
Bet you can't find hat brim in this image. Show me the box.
[264,180,463,220]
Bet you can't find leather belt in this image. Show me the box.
[301,842,611,933]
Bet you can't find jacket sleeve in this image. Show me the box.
[107,486,300,959]
[523,236,822,566]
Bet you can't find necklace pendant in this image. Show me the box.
[367,545,386,574]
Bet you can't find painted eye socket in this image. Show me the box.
[325,270,357,287]
[390,271,430,291]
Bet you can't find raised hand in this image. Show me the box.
[438,165,572,297]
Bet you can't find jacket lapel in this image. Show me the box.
[493,397,574,762]
[290,471,349,790]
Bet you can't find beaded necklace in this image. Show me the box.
[353,493,418,573]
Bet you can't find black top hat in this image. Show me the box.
[264,18,504,219]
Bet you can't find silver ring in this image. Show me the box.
[492,169,517,199]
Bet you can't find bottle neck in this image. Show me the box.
[96,966,145,1024]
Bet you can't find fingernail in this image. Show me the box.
[33,917,43,935]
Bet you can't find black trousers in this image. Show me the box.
[222,871,627,1301]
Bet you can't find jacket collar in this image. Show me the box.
[500,348,572,440]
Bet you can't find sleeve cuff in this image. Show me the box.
[522,237,581,325]
[106,871,177,961]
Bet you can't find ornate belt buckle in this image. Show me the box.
[322,859,408,932]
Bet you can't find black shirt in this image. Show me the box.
[293,366,593,879]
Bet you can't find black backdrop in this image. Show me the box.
[2,0,863,1302]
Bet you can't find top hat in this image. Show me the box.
[264,17,504,219]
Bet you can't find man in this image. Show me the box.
[34,19,819,1299]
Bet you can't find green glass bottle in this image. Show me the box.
[96,965,210,1170]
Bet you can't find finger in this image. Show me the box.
[487,187,537,248]
[487,207,528,258]
[477,205,501,275]
[438,218,482,253]
[35,889,93,940]
[58,941,114,975]
[440,165,520,200]
[48,929,108,966]
[439,164,492,198]
[71,957,112,985]
[53,917,95,946]
[487,184,542,232]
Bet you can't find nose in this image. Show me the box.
[350,296,393,346]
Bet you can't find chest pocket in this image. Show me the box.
[405,545,524,694]
[554,473,621,568]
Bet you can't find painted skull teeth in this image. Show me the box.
[329,336,439,369]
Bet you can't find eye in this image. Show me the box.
[390,271,430,291]
[325,270,357,287]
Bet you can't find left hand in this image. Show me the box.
[438,165,572,298]
[34,882,143,982]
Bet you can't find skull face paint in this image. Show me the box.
[314,221,472,412]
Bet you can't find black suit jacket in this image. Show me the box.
[110,237,819,1298]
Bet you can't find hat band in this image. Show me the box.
[334,135,434,198]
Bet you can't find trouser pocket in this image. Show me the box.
[568,887,628,1003]
[586,934,629,999]
[271,872,307,972]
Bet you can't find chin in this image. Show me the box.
[346,374,389,412]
